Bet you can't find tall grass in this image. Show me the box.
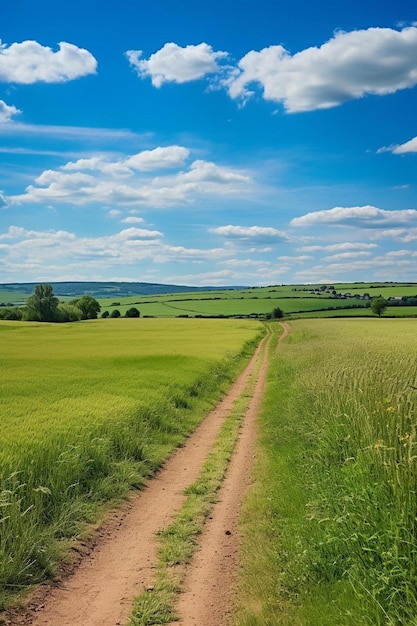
[0,318,263,609]
[236,319,417,625]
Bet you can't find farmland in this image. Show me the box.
[0,317,263,609]
[2,282,417,320]
[2,292,417,624]
[98,282,417,319]
[236,318,417,625]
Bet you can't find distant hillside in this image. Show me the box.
[0,281,246,300]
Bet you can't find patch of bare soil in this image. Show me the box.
[2,334,269,626]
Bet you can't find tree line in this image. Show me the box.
[0,284,140,322]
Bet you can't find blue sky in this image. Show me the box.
[1,0,416,286]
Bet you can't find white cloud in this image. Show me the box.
[125,146,190,170]
[0,122,141,142]
[277,255,312,263]
[8,149,251,208]
[223,258,271,268]
[57,147,189,178]
[291,206,417,228]
[0,99,20,122]
[372,228,417,242]
[62,156,133,177]
[392,136,417,154]
[0,225,233,280]
[294,253,417,282]
[126,42,228,87]
[0,40,97,83]
[323,251,372,261]
[224,26,417,112]
[120,216,145,224]
[210,224,288,242]
[175,160,249,186]
[386,249,417,257]
[299,242,378,252]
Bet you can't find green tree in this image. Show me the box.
[25,284,59,322]
[57,303,83,322]
[70,295,101,319]
[371,296,387,317]
[125,307,140,318]
[110,309,121,318]
[101,310,110,318]
[0,307,22,320]
[271,306,284,319]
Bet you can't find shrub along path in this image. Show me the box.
[6,330,273,626]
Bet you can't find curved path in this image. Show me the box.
[5,329,276,626]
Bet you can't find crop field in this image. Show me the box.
[237,318,417,625]
[2,282,417,319]
[294,305,417,318]
[101,296,363,318]
[0,317,263,608]
[98,283,417,319]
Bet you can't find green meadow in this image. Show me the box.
[98,282,417,319]
[236,318,417,625]
[2,282,417,318]
[0,317,263,608]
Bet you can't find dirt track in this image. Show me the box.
[5,327,279,626]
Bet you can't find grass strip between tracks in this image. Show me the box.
[128,331,270,625]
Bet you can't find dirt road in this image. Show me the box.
[170,328,272,626]
[6,329,274,626]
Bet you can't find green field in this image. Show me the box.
[0,317,263,608]
[2,282,417,319]
[98,283,417,318]
[236,318,417,625]
[101,295,359,317]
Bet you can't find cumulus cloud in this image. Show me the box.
[0,39,97,83]
[277,255,312,263]
[294,254,417,283]
[8,148,251,208]
[126,27,417,112]
[0,100,20,123]
[299,242,378,252]
[61,147,190,178]
[0,225,232,279]
[291,206,417,228]
[224,26,417,112]
[120,216,145,224]
[323,251,372,261]
[125,146,190,170]
[390,136,417,154]
[126,42,228,87]
[210,224,288,242]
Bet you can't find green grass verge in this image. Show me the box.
[128,330,269,625]
[234,319,417,625]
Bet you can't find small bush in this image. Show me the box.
[125,307,140,318]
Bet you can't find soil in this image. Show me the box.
[3,325,283,626]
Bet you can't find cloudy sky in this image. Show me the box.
[1,0,416,286]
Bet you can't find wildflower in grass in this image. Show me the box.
[398,432,410,442]
[373,440,385,449]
